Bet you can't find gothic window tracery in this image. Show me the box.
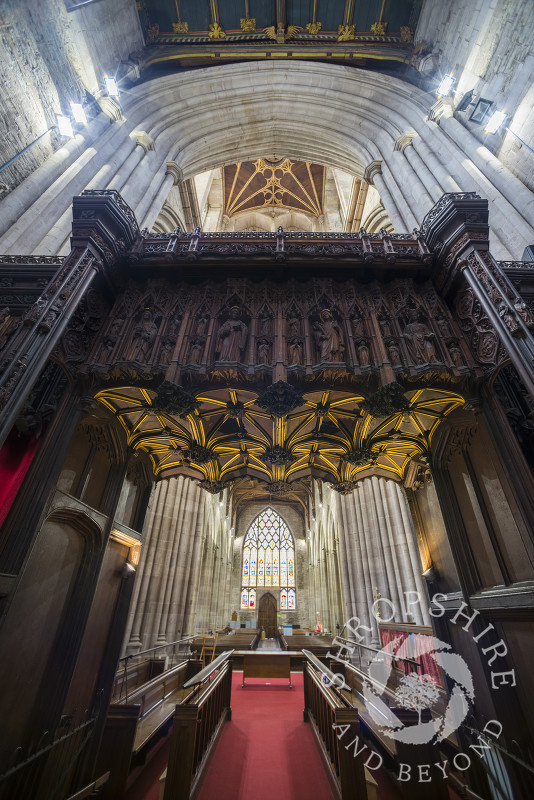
[240,507,295,610]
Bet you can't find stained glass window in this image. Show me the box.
[241,507,296,610]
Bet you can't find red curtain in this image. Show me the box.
[0,431,40,528]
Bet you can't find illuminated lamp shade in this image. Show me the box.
[485,110,507,135]
[104,75,120,98]
[70,102,87,124]
[56,115,74,138]
[437,73,454,97]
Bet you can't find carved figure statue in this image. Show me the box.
[378,314,392,338]
[435,312,452,338]
[0,307,17,350]
[99,317,124,361]
[258,309,272,335]
[167,313,182,338]
[189,338,204,364]
[387,340,402,366]
[126,309,158,361]
[257,337,271,363]
[314,309,344,362]
[195,312,209,335]
[288,339,302,365]
[357,341,370,367]
[448,341,463,367]
[216,307,248,361]
[402,308,437,364]
[350,311,364,338]
[159,338,173,365]
[287,312,300,336]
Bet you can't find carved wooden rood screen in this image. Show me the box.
[1,189,534,799]
[0,190,533,496]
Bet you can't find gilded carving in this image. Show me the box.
[371,21,388,35]
[256,381,304,417]
[240,18,256,32]
[208,22,226,38]
[361,382,409,417]
[338,24,356,41]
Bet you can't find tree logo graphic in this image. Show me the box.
[363,635,475,745]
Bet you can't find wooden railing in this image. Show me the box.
[161,654,233,800]
[97,659,201,799]
[302,650,370,800]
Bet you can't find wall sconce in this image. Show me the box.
[437,73,454,97]
[104,75,120,98]
[122,561,136,578]
[422,564,437,582]
[70,101,87,125]
[56,114,74,138]
[485,109,507,135]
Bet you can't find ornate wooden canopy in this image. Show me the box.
[95,383,464,491]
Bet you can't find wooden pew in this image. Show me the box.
[192,630,259,659]
[97,658,201,799]
[110,657,164,703]
[302,650,375,800]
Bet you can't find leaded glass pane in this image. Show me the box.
[241,507,296,608]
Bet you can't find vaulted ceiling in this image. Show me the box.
[224,159,325,219]
[95,384,464,497]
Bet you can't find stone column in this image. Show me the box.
[363,161,404,232]
[140,162,183,232]
[124,475,207,651]
[337,477,428,642]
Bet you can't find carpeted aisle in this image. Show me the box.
[196,671,336,800]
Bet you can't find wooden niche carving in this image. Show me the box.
[311,308,345,363]
[215,306,248,362]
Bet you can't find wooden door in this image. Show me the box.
[258,592,277,638]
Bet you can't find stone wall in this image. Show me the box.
[416,0,534,195]
[0,0,143,196]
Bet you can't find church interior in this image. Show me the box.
[1,1,534,799]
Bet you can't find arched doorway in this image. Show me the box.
[258,593,277,638]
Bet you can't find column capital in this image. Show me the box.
[363,160,382,185]
[427,97,454,123]
[165,161,184,185]
[393,131,416,152]
[97,96,123,122]
[135,131,156,153]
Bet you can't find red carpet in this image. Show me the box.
[196,672,336,800]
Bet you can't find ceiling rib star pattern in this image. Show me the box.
[95,386,464,493]
[224,158,324,219]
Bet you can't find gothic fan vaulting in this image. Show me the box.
[95,383,464,492]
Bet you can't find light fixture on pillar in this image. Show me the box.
[70,101,87,125]
[485,109,507,135]
[56,114,74,138]
[422,564,437,582]
[104,74,120,98]
[436,73,454,97]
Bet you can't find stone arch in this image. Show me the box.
[4,62,534,259]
